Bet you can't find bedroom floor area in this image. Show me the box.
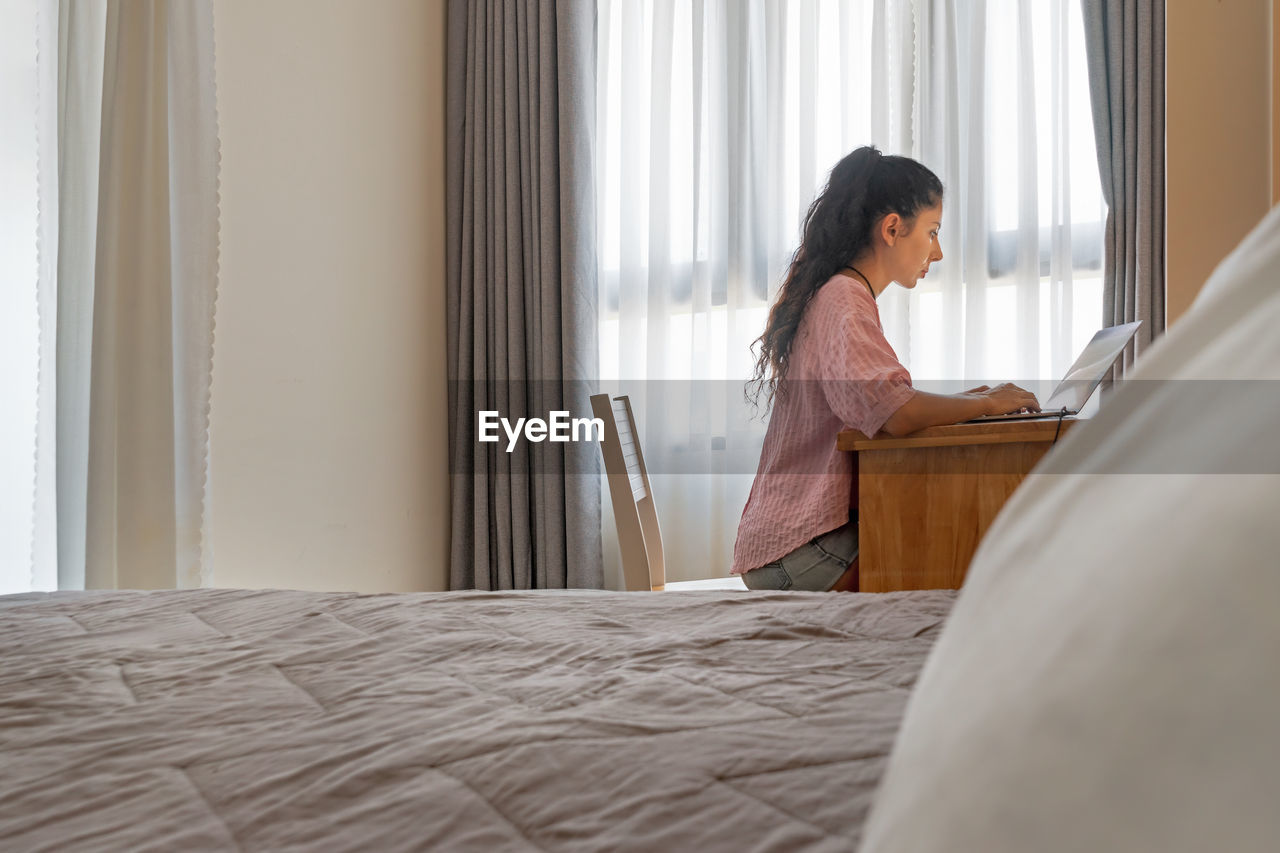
[664,576,747,591]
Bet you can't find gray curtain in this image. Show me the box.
[1082,0,1166,373]
[445,0,603,590]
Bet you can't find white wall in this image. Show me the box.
[0,0,42,594]
[209,0,450,592]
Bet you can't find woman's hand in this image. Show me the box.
[965,383,1040,416]
[881,383,1042,436]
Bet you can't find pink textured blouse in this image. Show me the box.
[731,274,915,574]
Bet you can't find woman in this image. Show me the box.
[733,146,1038,592]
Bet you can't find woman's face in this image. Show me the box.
[889,202,944,289]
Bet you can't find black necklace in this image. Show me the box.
[843,265,876,299]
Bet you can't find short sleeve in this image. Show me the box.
[814,295,914,436]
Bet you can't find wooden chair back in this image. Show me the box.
[590,394,665,591]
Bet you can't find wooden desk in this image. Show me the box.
[838,418,1078,591]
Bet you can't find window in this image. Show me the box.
[595,0,1106,582]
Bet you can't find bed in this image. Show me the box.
[0,587,954,851]
[7,193,1280,853]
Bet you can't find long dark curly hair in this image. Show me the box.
[748,146,943,412]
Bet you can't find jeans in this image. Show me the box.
[741,516,859,591]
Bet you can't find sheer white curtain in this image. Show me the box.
[596,0,1105,585]
[1,0,221,594]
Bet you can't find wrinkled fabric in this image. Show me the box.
[1,587,952,851]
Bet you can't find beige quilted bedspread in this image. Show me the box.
[0,588,953,851]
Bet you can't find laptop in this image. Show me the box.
[966,321,1143,422]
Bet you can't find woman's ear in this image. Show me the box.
[881,213,901,246]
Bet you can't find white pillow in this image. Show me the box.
[859,205,1280,853]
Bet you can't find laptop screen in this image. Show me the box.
[1042,321,1143,412]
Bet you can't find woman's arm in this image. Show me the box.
[880,384,1040,437]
